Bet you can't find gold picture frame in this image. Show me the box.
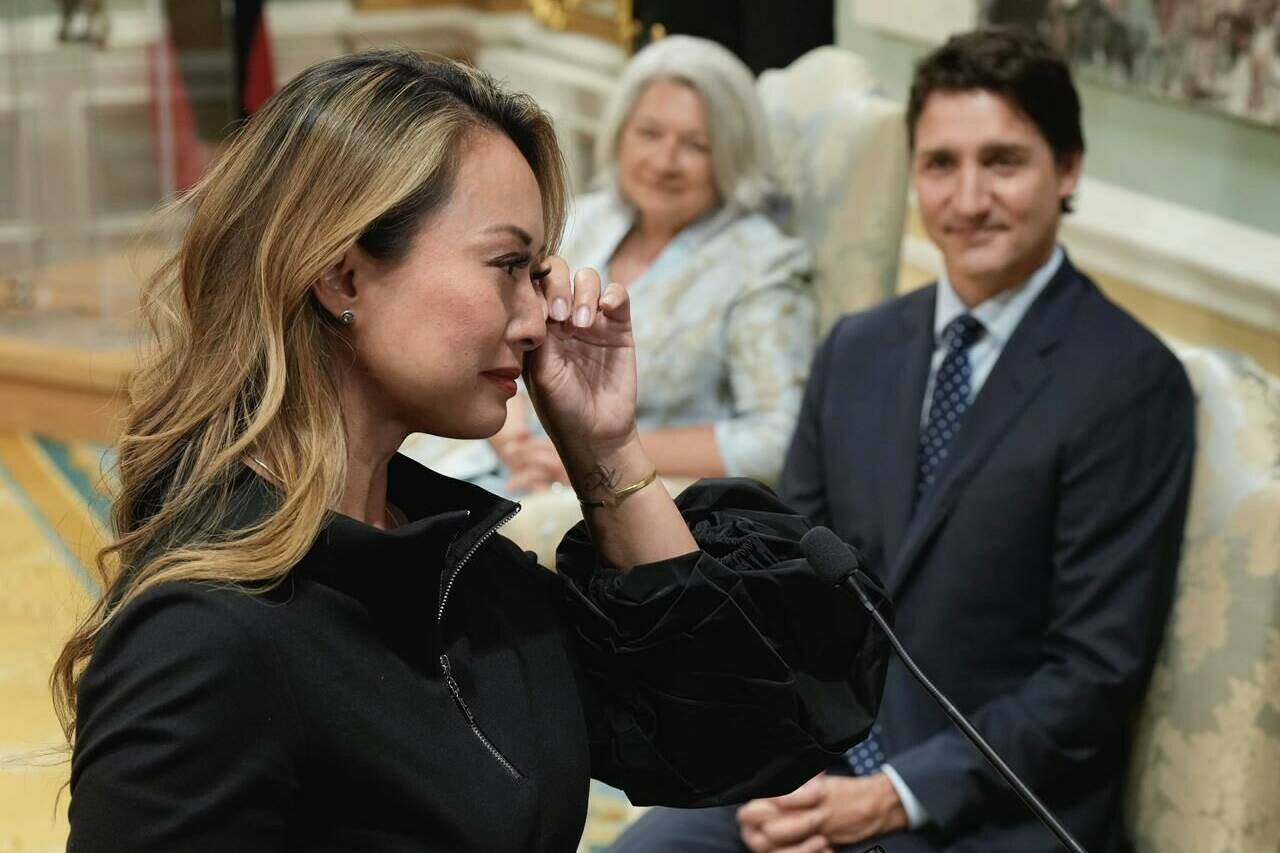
[350,0,639,50]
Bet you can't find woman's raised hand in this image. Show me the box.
[526,258,693,566]
[525,257,638,461]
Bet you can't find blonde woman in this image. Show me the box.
[489,36,816,494]
[53,51,887,852]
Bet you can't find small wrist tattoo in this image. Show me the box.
[576,465,659,510]
[579,465,621,494]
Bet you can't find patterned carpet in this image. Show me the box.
[0,433,106,852]
[0,431,639,851]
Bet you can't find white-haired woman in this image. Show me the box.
[490,35,816,494]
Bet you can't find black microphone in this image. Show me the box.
[801,526,1089,853]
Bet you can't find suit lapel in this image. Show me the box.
[885,260,1083,599]
[875,291,935,574]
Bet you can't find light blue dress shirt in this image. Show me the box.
[884,244,1064,830]
[919,246,1065,427]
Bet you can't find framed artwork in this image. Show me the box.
[854,0,1280,128]
[982,0,1280,128]
[852,0,979,45]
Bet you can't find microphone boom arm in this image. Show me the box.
[800,527,1088,853]
[843,569,1087,853]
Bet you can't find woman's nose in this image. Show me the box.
[656,136,681,170]
[510,283,548,352]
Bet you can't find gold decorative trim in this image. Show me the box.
[352,0,524,10]
[350,0,637,49]
[528,0,638,50]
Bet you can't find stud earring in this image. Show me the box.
[339,310,355,325]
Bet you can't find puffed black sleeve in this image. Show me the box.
[555,478,891,807]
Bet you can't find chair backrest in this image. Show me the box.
[757,46,909,334]
[1124,344,1280,852]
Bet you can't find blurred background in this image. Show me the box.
[0,1,1275,850]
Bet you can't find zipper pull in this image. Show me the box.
[439,654,475,724]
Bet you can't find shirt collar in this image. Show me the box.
[934,245,1064,347]
[233,453,518,578]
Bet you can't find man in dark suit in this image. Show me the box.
[607,27,1194,853]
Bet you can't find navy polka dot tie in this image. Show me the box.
[915,314,985,509]
[845,721,887,776]
[844,317,985,777]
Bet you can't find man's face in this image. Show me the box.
[912,89,1081,302]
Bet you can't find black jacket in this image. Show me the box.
[68,456,889,852]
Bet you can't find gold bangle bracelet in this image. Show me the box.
[577,467,659,509]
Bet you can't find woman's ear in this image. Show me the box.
[310,251,359,323]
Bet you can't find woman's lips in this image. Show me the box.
[482,369,520,397]
[636,176,685,195]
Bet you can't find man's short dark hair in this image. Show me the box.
[906,26,1085,213]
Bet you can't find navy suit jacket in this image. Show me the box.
[779,257,1195,852]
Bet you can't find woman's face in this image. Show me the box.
[325,130,549,441]
[616,78,718,232]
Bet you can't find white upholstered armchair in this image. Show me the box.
[1124,344,1280,853]
[757,46,908,333]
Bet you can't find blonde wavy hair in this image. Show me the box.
[51,49,568,741]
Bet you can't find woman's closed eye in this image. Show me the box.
[492,254,551,285]
[682,137,710,154]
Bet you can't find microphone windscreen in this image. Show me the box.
[800,526,860,587]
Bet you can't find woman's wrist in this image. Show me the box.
[558,434,654,505]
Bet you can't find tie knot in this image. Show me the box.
[942,314,984,351]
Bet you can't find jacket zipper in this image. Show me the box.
[437,505,520,623]
[439,653,523,780]
[437,506,523,780]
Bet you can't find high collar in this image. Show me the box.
[236,454,520,658]
[313,453,519,567]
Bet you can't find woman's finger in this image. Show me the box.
[598,280,630,320]
[512,438,559,466]
[495,436,542,468]
[570,266,602,329]
[505,468,553,495]
[541,255,572,322]
[509,449,560,480]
